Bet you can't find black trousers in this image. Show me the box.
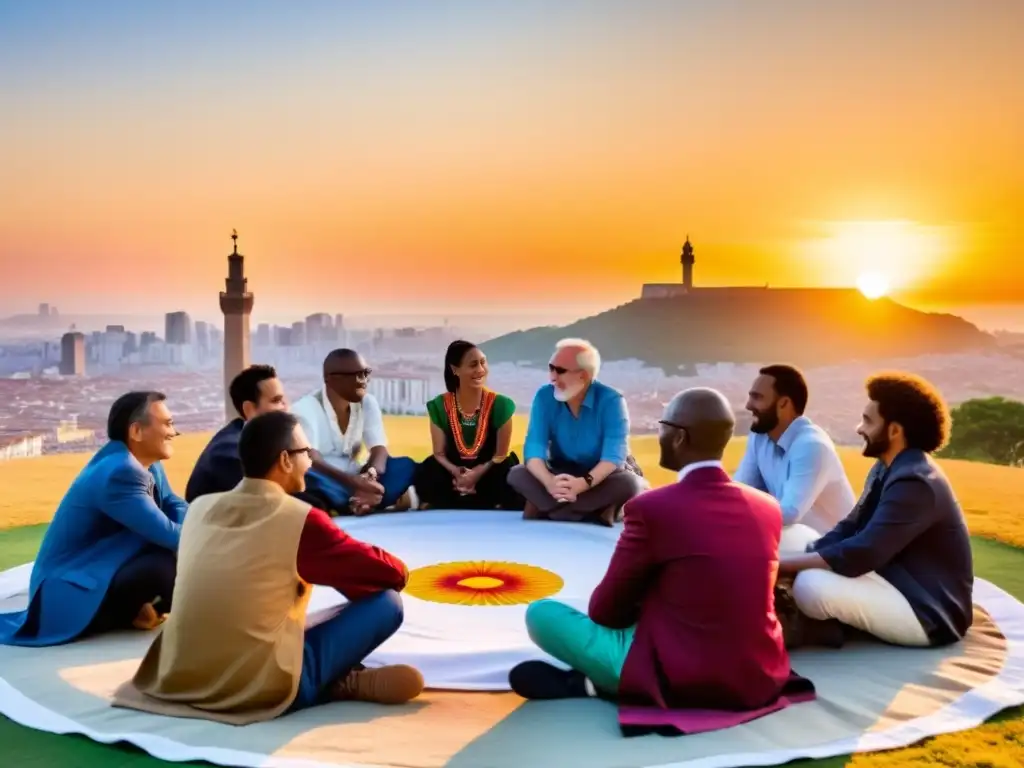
[87,547,177,635]
[414,454,525,510]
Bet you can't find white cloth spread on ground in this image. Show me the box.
[1,510,1023,768]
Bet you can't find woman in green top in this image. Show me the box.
[413,340,524,510]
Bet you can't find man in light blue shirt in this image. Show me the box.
[734,364,855,552]
[508,339,647,526]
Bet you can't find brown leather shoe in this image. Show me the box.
[523,501,547,520]
[594,505,619,527]
[132,602,167,631]
[330,664,425,704]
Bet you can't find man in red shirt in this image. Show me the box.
[114,411,423,724]
[509,388,800,726]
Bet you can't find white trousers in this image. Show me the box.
[779,523,821,554]
[792,569,930,646]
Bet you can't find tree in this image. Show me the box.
[938,396,1024,467]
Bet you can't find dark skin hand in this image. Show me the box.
[319,349,388,513]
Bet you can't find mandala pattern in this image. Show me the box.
[405,560,564,606]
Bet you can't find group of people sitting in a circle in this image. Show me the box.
[0,338,974,732]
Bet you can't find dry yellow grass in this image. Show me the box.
[0,415,1021,548]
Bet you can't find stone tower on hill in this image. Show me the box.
[219,230,253,421]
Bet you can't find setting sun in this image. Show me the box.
[798,220,955,297]
[857,271,890,299]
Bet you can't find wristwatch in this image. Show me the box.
[583,472,594,487]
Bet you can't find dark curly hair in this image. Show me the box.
[865,372,950,453]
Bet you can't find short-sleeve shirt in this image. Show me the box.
[291,387,388,474]
[426,392,515,446]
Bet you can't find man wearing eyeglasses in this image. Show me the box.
[114,410,424,723]
[290,348,418,516]
[507,338,646,526]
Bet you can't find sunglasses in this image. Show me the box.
[548,364,580,375]
[286,447,313,457]
[327,368,372,379]
[658,420,689,432]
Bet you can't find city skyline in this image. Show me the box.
[1,1,1022,320]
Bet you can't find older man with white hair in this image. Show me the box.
[507,338,646,526]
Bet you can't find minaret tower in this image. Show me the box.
[681,236,695,290]
[219,229,253,421]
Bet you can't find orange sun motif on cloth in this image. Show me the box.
[405,561,564,606]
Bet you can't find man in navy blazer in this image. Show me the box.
[0,391,187,646]
[780,373,974,647]
[185,364,289,502]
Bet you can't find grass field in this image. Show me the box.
[0,415,1022,768]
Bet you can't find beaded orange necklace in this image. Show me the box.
[443,389,496,460]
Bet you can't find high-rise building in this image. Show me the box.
[165,311,193,344]
[59,331,86,376]
[194,320,210,361]
[219,230,253,420]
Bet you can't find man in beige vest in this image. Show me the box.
[113,410,424,724]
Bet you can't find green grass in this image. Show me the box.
[1,527,1022,768]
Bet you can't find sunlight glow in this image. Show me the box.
[798,219,953,293]
[856,271,890,299]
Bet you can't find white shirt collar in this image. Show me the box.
[677,459,724,482]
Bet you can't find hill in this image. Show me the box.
[480,290,995,371]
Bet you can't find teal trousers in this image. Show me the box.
[524,599,636,694]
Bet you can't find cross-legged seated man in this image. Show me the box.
[734,365,855,553]
[0,392,185,646]
[780,373,974,647]
[509,388,796,714]
[185,364,289,502]
[507,338,646,526]
[291,349,417,516]
[112,411,424,724]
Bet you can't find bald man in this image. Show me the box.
[508,338,647,526]
[510,388,801,721]
[290,349,417,516]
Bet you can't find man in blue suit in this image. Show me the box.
[0,391,187,647]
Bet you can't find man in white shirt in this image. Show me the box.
[734,364,855,552]
[291,349,417,516]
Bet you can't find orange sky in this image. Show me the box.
[0,1,1021,321]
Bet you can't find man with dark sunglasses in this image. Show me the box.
[291,349,418,516]
[507,338,646,526]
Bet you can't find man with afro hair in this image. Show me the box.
[778,372,974,648]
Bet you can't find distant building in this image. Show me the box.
[0,433,44,461]
[165,311,193,345]
[59,331,86,376]
[370,373,433,415]
[255,323,271,347]
[219,230,253,420]
[641,237,770,299]
[305,312,333,344]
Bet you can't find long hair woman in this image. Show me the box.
[412,340,524,510]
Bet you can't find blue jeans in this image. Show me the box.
[289,589,405,712]
[305,456,417,513]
